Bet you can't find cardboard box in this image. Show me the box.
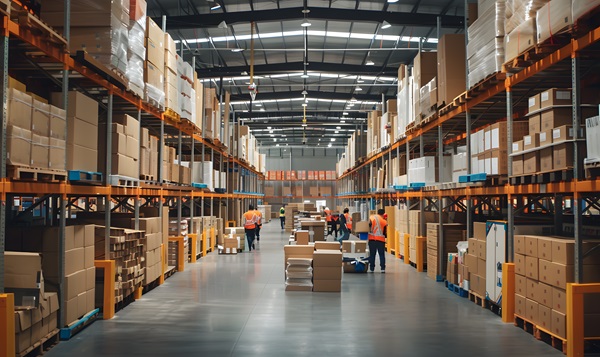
[505,18,536,61]
[468,238,478,256]
[523,134,540,151]
[354,221,370,233]
[539,129,553,147]
[538,282,553,308]
[144,61,164,89]
[31,100,50,136]
[515,253,526,275]
[477,258,486,276]
[473,222,487,240]
[312,251,342,267]
[538,305,552,330]
[516,294,527,316]
[539,147,553,172]
[553,143,572,170]
[285,284,313,292]
[4,252,42,290]
[540,88,572,109]
[541,108,572,132]
[528,93,541,112]
[476,240,486,260]
[528,114,541,134]
[314,242,341,251]
[67,117,98,150]
[31,134,49,169]
[526,298,539,324]
[537,237,554,261]
[8,89,33,129]
[313,266,342,280]
[526,278,538,300]
[525,236,539,257]
[51,91,98,125]
[145,37,164,70]
[516,274,527,296]
[313,279,341,292]
[437,34,466,107]
[552,125,582,143]
[67,143,97,172]
[64,269,86,301]
[515,235,526,255]
[513,140,524,153]
[295,230,310,245]
[551,309,566,338]
[7,126,32,166]
[512,155,524,175]
[553,287,566,313]
[465,254,478,275]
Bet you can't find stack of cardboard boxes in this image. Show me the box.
[426,223,466,280]
[470,121,528,176]
[164,33,178,112]
[139,218,163,284]
[464,222,488,297]
[145,18,165,107]
[284,245,314,291]
[177,55,195,121]
[512,88,593,176]
[51,91,99,173]
[99,114,140,179]
[514,235,600,338]
[313,248,343,292]
[5,252,60,355]
[139,128,159,180]
[42,225,96,326]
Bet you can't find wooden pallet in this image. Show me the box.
[17,329,60,357]
[139,174,155,181]
[468,72,506,95]
[8,165,67,182]
[468,291,490,309]
[143,96,164,111]
[108,175,139,187]
[0,0,10,15]
[73,51,128,89]
[514,314,567,354]
[510,168,574,185]
[12,5,66,47]
[164,108,181,122]
[165,265,177,279]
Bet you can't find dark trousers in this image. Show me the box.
[280,216,285,229]
[368,240,386,271]
[327,221,338,237]
[245,228,256,251]
[255,225,261,240]
[337,226,350,243]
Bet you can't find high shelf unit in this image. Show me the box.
[263,178,337,209]
[0,1,263,338]
[336,18,600,357]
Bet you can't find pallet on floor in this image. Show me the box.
[514,314,567,354]
[445,281,468,298]
[468,291,490,308]
[165,265,177,279]
[108,174,139,187]
[59,308,100,340]
[8,165,67,182]
[17,329,60,357]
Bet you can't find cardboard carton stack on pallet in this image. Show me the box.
[514,235,600,338]
[145,18,165,107]
[5,252,60,355]
[99,114,140,179]
[463,222,488,297]
[470,121,528,176]
[426,223,466,280]
[313,247,343,292]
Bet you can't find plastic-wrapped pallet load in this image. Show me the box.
[536,0,572,44]
[505,0,550,63]
[285,258,313,291]
[126,0,147,97]
[467,0,506,88]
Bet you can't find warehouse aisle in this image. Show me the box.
[46,221,560,357]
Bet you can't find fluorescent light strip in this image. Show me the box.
[176,30,437,45]
[202,73,395,83]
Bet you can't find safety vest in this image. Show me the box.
[280,208,285,217]
[368,215,387,242]
[332,214,339,222]
[344,213,352,230]
[243,211,257,229]
[254,210,262,225]
[324,209,332,222]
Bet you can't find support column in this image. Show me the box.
[572,55,583,283]
[419,135,425,236]
[0,25,9,293]
[437,125,444,281]
[506,89,514,262]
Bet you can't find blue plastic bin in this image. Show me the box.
[359,232,368,240]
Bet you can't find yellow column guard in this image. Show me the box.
[94,260,115,320]
[168,236,185,272]
[404,233,410,265]
[159,243,165,285]
[501,263,515,323]
[188,233,198,263]
[567,283,600,357]
[0,293,16,357]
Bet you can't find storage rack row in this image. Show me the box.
[336,21,600,357]
[0,2,264,339]
[262,179,337,207]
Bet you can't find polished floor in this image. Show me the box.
[46,221,561,356]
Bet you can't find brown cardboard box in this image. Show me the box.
[145,37,164,69]
[541,108,572,131]
[85,267,95,291]
[8,89,33,129]
[67,117,98,150]
[553,240,600,265]
[516,274,527,296]
[537,237,554,261]
[413,51,437,88]
[516,294,527,316]
[14,310,32,353]
[540,88,572,109]
[505,17,536,61]
[515,253,526,275]
[77,291,88,318]
[526,298,539,324]
[528,114,541,134]
[553,143,573,170]
[285,284,312,292]
[525,235,539,257]
[31,134,49,169]
[513,140,524,153]
[523,151,539,174]
[64,269,85,300]
[86,288,95,314]
[468,238,478,257]
[313,279,341,292]
[465,254,478,275]
[84,246,94,269]
[312,251,342,267]
[7,126,32,166]
[538,282,553,308]
[144,61,164,89]
[51,91,98,125]
[552,125,583,143]
[314,242,340,251]
[512,155,524,175]
[529,93,541,112]
[31,100,50,136]
[526,278,538,300]
[538,258,552,286]
[515,235,526,255]
[473,222,487,240]
[523,134,540,151]
[64,296,79,326]
[354,221,370,233]
[477,258,486,276]
[552,309,566,338]
[437,34,466,107]
[553,287,566,314]
[538,305,552,330]
[48,138,66,170]
[476,240,486,260]
[532,144,549,169]
[284,245,314,268]
[111,153,137,178]
[539,129,553,147]
[67,143,97,172]
[313,266,342,280]
[295,230,309,245]
[525,256,538,280]
[4,252,42,290]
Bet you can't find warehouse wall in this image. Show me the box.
[261,147,344,171]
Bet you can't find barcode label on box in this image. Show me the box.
[556,91,571,100]
[529,97,536,108]
[553,129,561,139]
[540,132,547,143]
[524,136,532,145]
[541,92,549,102]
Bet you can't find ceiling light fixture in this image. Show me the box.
[343,112,349,115]
[366,59,375,66]
[355,86,363,91]
[301,18,312,27]
[255,103,262,107]
[351,97,357,102]
[335,131,339,134]
[387,0,399,3]
[210,1,222,11]
[301,73,309,78]
[341,120,346,123]
[302,103,307,107]
[381,20,392,29]
[217,20,227,29]
[231,48,244,52]
[301,90,308,95]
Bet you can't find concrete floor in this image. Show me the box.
[46,221,561,357]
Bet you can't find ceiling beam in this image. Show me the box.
[156,6,464,30]
[199,61,398,78]
[229,90,392,102]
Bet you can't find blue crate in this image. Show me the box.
[409,182,425,188]
[192,183,208,189]
[68,170,103,183]
[359,232,368,241]
[458,175,470,183]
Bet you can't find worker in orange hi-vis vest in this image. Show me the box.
[324,207,334,237]
[368,208,388,273]
[337,208,352,245]
[254,207,263,242]
[243,204,259,251]
[331,213,340,239]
